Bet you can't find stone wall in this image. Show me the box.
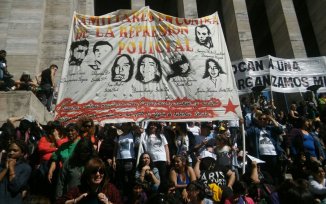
[0,0,93,83]
[0,91,54,125]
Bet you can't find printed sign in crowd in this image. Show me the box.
[56,7,242,123]
[232,55,326,95]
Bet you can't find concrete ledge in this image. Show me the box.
[0,91,54,125]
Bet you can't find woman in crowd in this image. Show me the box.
[77,116,97,148]
[186,180,213,204]
[169,154,196,202]
[112,122,137,202]
[290,117,320,162]
[98,124,120,182]
[174,122,196,166]
[135,152,160,194]
[0,140,32,203]
[56,138,97,199]
[56,157,122,204]
[308,161,326,201]
[131,180,148,204]
[215,132,232,169]
[34,121,64,199]
[288,103,299,127]
[48,123,81,183]
[139,121,170,192]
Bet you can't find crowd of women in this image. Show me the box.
[1,93,326,204]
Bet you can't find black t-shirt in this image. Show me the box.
[199,165,228,187]
[40,68,52,85]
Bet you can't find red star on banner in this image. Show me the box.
[223,99,239,114]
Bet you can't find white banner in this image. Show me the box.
[232,55,326,94]
[56,7,242,123]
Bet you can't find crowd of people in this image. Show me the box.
[3,49,326,203]
[0,92,326,204]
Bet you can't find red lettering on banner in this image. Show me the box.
[175,18,184,26]
[55,97,222,124]
[89,16,99,25]
[165,16,173,23]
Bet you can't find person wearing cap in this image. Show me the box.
[0,140,32,203]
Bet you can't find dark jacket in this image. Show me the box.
[0,160,32,204]
[246,125,283,158]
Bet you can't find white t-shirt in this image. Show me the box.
[115,132,135,159]
[142,133,168,162]
[228,120,239,127]
[258,129,277,156]
[188,125,201,136]
[176,135,189,155]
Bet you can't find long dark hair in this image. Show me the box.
[69,138,97,167]
[0,122,16,151]
[167,54,191,80]
[111,54,134,82]
[203,58,225,79]
[145,122,162,141]
[137,152,155,171]
[135,55,162,83]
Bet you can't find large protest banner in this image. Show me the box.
[233,55,326,95]
[56,7,242,123]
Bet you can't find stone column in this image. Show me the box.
[264,0,306,58]
[131,0,145,10]
[85,0,95,15]
[2,0,45,77]
[306,1,326,56]
[223,0,255,60]
[177,0,198,18]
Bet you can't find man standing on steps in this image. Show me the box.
[37,64,58,112]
